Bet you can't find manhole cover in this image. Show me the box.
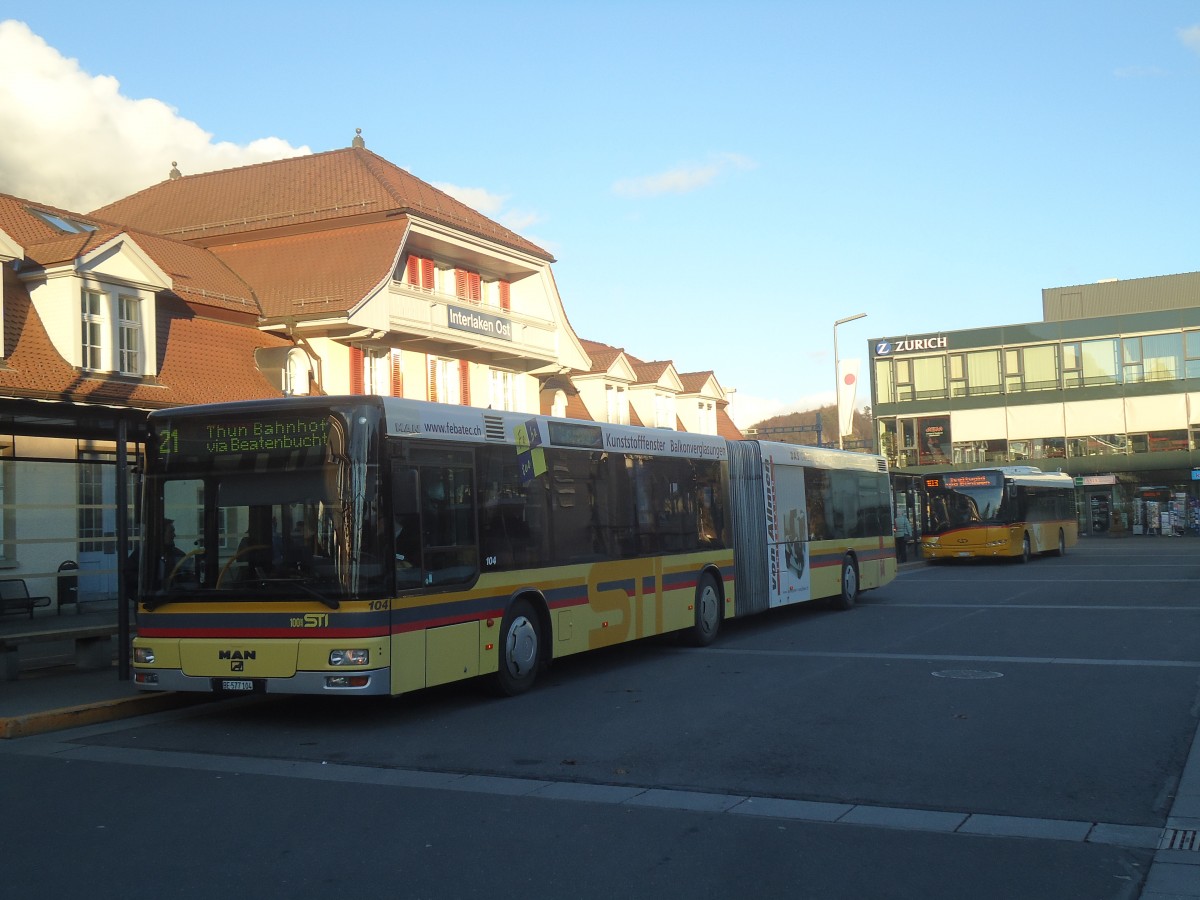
[931,669,1004,680]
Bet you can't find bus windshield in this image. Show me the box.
[139,402,386,606]
[925,471,1009,533]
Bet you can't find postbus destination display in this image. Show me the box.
[155,414,331,459]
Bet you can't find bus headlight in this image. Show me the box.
[134,647,156,664]
[329,649,369,666]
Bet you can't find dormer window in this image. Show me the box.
[80,285,149,376]
[30,208,97,234]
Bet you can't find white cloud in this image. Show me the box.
[1180,24,1200,54]
[612,153,756,198]
[431,181,542,233]
[0,20,310,212]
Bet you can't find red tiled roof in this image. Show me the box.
[716,405,744,441]
[577,338,625,373]
[92,147,553,261]
[212,220,407,319]
[678,371,715,393]
[0,267,288,406]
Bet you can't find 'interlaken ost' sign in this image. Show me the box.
[448,305,513,341]
[874,335,948,356]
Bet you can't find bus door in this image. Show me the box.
[391,447,478,590]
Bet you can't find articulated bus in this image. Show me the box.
[131,396,895,697]
[921,466,1078,562]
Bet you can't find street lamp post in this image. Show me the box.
[833,313,867,450]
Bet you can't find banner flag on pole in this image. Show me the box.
[837,358,860,438]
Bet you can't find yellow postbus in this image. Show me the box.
[921,466,1078,562]
[131,396,895,697]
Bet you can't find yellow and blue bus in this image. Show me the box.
[921,466,1078,562]
[131,396,895,697]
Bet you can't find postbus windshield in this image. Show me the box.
[139,401,387,606]
[924,471,1009,534]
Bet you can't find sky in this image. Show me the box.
[2,2,1199,427]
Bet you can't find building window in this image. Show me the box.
[697,401,716,433]
[455,269,482,303]
[875,359,894,404]
[1062,342,1082,388]
[81,289,103,370]
[117,295,141,375]
[1185,330,1200,379]
[428,356,465,405]
[912,355,946,400]
[1022,345,1058,392]
[894,359,913,401]
[605,385,628,425]
[1068,434,1128,457]
[489,369,517,411]
[405,255,435,291]
[654,393,675,428]
[1081,339,1119,386]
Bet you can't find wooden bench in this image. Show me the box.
[0,625,119,680]
[0,579,52,620]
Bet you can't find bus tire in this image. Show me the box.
[831,555,858,610]
[1053,529,1066,557]
[1020,533,1032,563]
[684,572,722,647]
[490,598,542,697]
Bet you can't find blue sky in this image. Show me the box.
[2,2,1199,425]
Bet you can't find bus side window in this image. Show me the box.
[392,465,422,586]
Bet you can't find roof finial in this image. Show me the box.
[169,161,181,180]
[352,128,365,149]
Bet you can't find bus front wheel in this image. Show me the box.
[491,599,542,696]
[684,572,722,647]
[831,555,858,610]
[1053,529,1066,557]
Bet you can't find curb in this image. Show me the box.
[0,692,207,740]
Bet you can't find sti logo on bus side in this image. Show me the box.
[875,336,948,356]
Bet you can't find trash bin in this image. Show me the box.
[57,559,79,615]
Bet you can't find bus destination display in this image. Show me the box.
[156,415,331,459]
[928,472,1003,490]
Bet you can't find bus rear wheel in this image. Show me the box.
[1053,529,1066,557]
[683,572,722,647]
[1020,533,1032,563]
[830,555,858,610]
[490,599,541,696]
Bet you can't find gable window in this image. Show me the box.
[79,286,151,376]
[697,401,716,433]
[654,393,675,429]
[117,295,141,375]
[605,385,628,425]
[81,289,103,370]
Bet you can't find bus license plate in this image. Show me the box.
[221,679,255,692]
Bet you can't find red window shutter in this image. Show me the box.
[459,360,470,406]
[350,347,364,395]
[390,351,403,397]
[407,256,435,289]
[498,280,510,311]
[455,269,481,302]
[427,356,438,402]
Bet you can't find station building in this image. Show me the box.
[870,271,1200,538]
[0,133,739,629]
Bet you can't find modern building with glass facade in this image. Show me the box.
[870,271,1200,538]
